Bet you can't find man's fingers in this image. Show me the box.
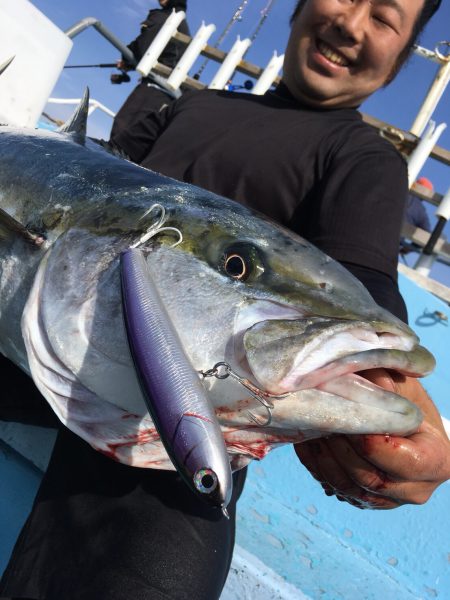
[294,439,326,483]
[327,436,440,503]
[335,492,400,510]
[295,371,450,510]
[296,434,442,507]
[295,439,383,504]
[346,426,450,483]
[295,440,401,509]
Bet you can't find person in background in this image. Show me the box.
[405,176,433,231]
[110,0,190,140]
[400,176,432,255]
[1,1,449,599]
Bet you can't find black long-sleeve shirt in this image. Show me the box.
[113,85,408,321]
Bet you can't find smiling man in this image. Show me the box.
[283,0,424,107]
[2,1,449,600]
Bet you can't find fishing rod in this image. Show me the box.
[63,63,131,84]
[226,0,278,90]
[64,63,118,69]
[248,0,278,43]
[193,0,251,80]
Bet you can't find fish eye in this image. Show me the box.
[224,253,248,280]
[221,243,264,282]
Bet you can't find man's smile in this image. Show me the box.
[316,39,352,68]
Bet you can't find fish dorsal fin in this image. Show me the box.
[58,87,89,142]
[0,56,14,76]
[0,206,45,247]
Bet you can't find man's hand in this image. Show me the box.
[294,369,450,509]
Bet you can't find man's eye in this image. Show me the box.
[373,15,388,26]
[372,13,398,32]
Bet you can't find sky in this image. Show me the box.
[30,0,450,282]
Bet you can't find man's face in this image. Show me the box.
[282,0,424,109]
[159,0,170,7]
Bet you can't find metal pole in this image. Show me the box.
[413,219,444,275]
[414,186,450,275]
[413,44,441,64]
[249,0,278,43]
[410,41,450,137]
[64,18,137,66]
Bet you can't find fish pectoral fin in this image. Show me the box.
[57,87,89,142]
[0,206,46,247]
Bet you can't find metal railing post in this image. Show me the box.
[64,18,136,66]
[410,42,450,137]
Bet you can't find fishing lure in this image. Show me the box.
[121,247,233,515]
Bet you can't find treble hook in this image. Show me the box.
[131,203,183,249]
[200,362,274,427]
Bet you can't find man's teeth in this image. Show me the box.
[318,41,349,67]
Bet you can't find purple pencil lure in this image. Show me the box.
[120,247,233,515]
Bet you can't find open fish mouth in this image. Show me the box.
[243,317,435,394]
[237,316,435,436]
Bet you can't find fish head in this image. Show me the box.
[155,190,433,437]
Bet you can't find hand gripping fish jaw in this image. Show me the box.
[120,247,233,513]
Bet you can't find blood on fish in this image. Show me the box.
[224,431,299,460]
[216,398,253,413]
[183,412,214,424]
[96,427,162,462]
[226,441,272,460]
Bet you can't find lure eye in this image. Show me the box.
[194,468,218,494]
[224,253,248,280]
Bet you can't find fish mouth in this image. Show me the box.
[238,316,433,436]
[243,317,435,395]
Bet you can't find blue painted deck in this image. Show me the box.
[1,271,450,598]
[234,273,450,599]
[0,441,43,570]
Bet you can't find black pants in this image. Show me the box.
[110,81,174,143]
[0,357,246,600]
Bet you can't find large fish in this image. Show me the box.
[0,97,434,498]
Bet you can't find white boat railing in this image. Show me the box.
[47,97,116,119]
[410,41,450,137]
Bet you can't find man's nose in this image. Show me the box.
[334,2,369,43]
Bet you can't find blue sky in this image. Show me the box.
[33,0,450,281]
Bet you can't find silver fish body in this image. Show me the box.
[0,126,434,473]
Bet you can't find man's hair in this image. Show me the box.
[289,0,441,80]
